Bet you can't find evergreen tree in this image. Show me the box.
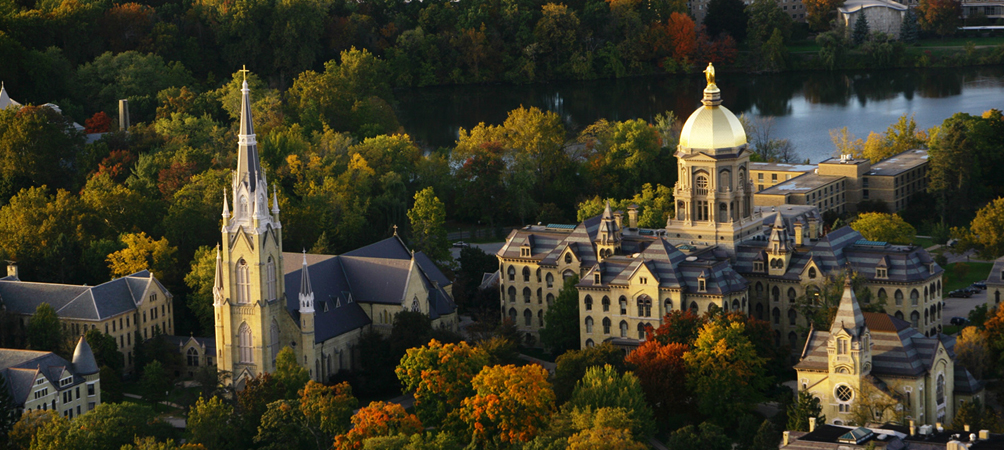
[0,372,18,447]
[900,9,920,43]
[27,303,63,354]
[853,14,871,46]
[540,275,581,357]
[787,390,826,431]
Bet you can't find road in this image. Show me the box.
[450,242,505,260]
[942,288,988,328]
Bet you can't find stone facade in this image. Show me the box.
[0,337,101,418]
[838,0,908,38]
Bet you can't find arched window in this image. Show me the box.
[537,288,542,304]
[236,259,250,304]
[523,287,531,303]
[772,286,780,302]
[619,320,628,338]
[584,295,593,311]
[187,347,199,367]
[788,308,797,326]
[895,311,904,321]
[522,267,531,282]
[412,297,420,312]
[773,308,780,324]
[509,308,517,322]
[732,299,740,311]
[895,289,904,306]
[924,286,929,302]
[936,374,945,405]
[546,273,554,288]
[585,339,594,348]
[924,309,929,325]
[602,318,611,334]
[546,293,554,305]
[787,288,797,303]
[619,296,628,315]
[910,311,920,328]
[808,267,817,279]
[238,322,253,363]
[755,282,764,299]
[788,331,798,349]
[585,317,594,333]
[538,310,544,327]
[507,266,515,281]
[602,296,610,312]
[719,169,731,191]
[638,323,647,340]
[742,297,746,309]
[664,299,673,312]
[536,268,541,282]
[266,257,277,301]
[563,270,575,279]
[910,289,919,306]
[937,280,941,292]
[564,253,573,264]
[524,309,532,326]
[755,303,764,320]
[240,195,249,216]
[508,286,517,303]
[695,174,709,192]
[878,288,887,302]
[637,295,652,317]
[997,291,1000,304]
[690,302,698,313]
[270,319,280,364]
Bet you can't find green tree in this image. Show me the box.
[0,106,80,197]
[666,421,732,450]
[32,402,173,450]
[566,365,655,440]
[787,390,826,431]
[553,342,627,404]
[704,0,748,41]
[9,410,66,450]
[238,373,286,443]
[746,0,792,44]
[275,346,310,399]
[0,372,17,448]
[952,398,1002,432]
[816,31,847,70]
[684,320,770,425]
[407,187,449,263]
[917,0,961,38]
[299,380,357,446]
[540,274,580,356]
[254,399,314,450]
[84,329,124,373]
[74,51,194,123]
[852,14,870,46]
[188,395,240,450]
[141,360,171,404]
[396,339,488,428]
[184,246,217,334]
[851,212,916,244]
[27,303,63,353]
[761,28,789,72]
[900,9,920,43]
[0,186,84,283]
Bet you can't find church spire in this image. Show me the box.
[299,251,314,314]
[235,77,264,196]
[830,275,866,337]
[212,245,224,306]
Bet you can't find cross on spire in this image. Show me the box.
[239,65,250,82]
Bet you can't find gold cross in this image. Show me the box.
[238,65,250,82]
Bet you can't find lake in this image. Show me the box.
[394,66,1004,163]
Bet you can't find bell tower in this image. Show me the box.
[767,213,792,276]
[596,202,621,261]
[827,276,872,384]
[214,75,287,383]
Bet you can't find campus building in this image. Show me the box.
[497,64,943,366]
[0,265,174,374]
[212,80,457,385]
[0,336,101,418]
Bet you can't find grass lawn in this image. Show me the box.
[942,262,994,294]
[914,36,1004,47]
[914,236,935,249]
[942,324,963,335]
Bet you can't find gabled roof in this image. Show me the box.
[0,270,163,321]
[0,349,80,406]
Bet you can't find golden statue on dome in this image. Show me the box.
[704,62,716,87]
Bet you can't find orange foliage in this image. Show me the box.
[666,12,696,61]
[85,111,111,133]
[332,401,423,450]
[299,381,357,437]
[461,364,555,446]
[157,160,197,198]
[100,3,156,52]
[625,340,689,421]
[97,149,136,182]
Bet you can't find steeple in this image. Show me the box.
[235,79,264,197]
[831,275,866,337]
[299,252,314,314]
[213,245,224,306]
[596,201,622,261]
[0,81,21,110]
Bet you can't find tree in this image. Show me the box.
[184,246,217,334]
[333,401,424,450]
[396,339,488,428]
[648,309,707,345]
[188,395,240,450]
[237,373,286,442]
[917,0,961,38]
[968,197,1004,258]
[816,30,847,70]
[851,213,916,244]
[0,187,84,283]
[27,303,64,354]
[625,340,689,422]
[141,360,171,404]
[666,13,697,62]
[787,390,826,431]
[684,320,770,425]
[900,9,920,43]
[32,402,173,450]
[830,127,865,158]
[881,114,925,160]
[852,14,870,46]
[120,436,207,450]
[761,28,789,72]
[952,398,1002,432]
[666,422,732,450]
[299,380,358,447]
[567,424,647,450]
[106,232,177,280]
[407,187,449,264]
[552,343,627,404]
[84,329,124,373]
[274,346,310,399]
[0,106,80,197]
[704,0,748,41]
[461,364,556,447]
[566,365,655,440]
[746,0,792,45]
[0,372,17,448]
[74,51,194,123]
[254,400,314,450]
[540,274,580,356]
[8,410,66,450]
[955,326,990,380]
[84,111,111,133]
[804,0,843,30]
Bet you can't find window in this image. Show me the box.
[524,309,532,327]
[835,384,853,403]
[507,266,515,281]
[536,268,541,282]
[522,267,531,282]
[911,311,920,328]
[546,294,554,305]
[523,287,531,303]
[619,297,627,315]
[787,288,797,303]
[509,308,517,322]
[537,288,542,304]
[238,323,253,363]
[619,320,628,338]
[585,317,593,333]
[772,286,780,302]
[754,262,764,272]
[602,318,611,334]
[508,286,516,303]
[773,307,780,324]
[236,259,250,304]
[546,273,554,288]
[585,339,594,348]
[808,267,817,279]
[698,279,706,291]
[638,323,647,340]
[788,308,797,326]
[895,289,904,306]
[936,374,945,405]
[911,289,919,306]
[837,338,848,354]
[877,268,887,278]
[564,253,573,264]
[87,384,95,397]
[637,296,652,317]
[584,295,593,311]
[187,348,199,367]
[602,296,610,312]
[789,331,798,349]
[266,257,277,301]
[538,310,544,327]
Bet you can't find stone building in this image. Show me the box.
[164,335,216,379]
[795,278,982,427]
[0,266,174,374]
[496,65,943,357]
[0,336,101,418]
[837,0,909,38]
[212,80,456,385]
[984,257,1004,308]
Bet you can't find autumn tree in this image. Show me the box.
[566,365,655,440]
[84,111,111,133]
[625,340,689,422]
[8,410,66,450]
[332,401,424,450]
[407,187,449,263]
[188,395,240,450]
[955,326,990,379]
[552,342,627,403]
[0,186,84,283]
[649,309,707,345]
[567,419,648,450]
[461,364,556,447]
[851,212,916,244]
[395,339,488,428]
[863,114,926,163]
[27,303,64,353]
[804,0,844,30]
[274,346,310,399]
[106,232,177,280]
[918,0,961,38]
[787,390,826,431]
[254,400,315,450]
[830,127,865,158]
[684,320,770,425]
[299,380,358,446]
[666,13,696,62]
[967,197,1004,258]
[237,373,287,440]
[952,398,1002,432]
[540,274,580,356]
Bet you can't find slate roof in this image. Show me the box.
[987,256,1004,286]
[282,237,456,344]
[164,335,217,353]
[0,349,78,406]
[797,312,941,376]
[0,270,166,321]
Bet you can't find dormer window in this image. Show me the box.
[565,253,573,264]
[754,262,764,272]
[521,247,531,257]
[876,268,887,279]
[838,338,849,355]
[594,273,601,284]
[639,277,648,285]
[698,279,706,292]
[808,267,817,279]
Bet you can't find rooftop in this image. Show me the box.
[867,149,929,177]
[837,0,908,13]
[750,162,817,172]
[758,172,844,195]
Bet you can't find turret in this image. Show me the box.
[299,252,315,314]
[767,213,792,276]
[596,201,622,261]
[212,245,224,306]
[72,335,99,376]
[827,275,871,377]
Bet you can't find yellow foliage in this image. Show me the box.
[106,232,177,280]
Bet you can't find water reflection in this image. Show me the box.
[395,66,1004,161]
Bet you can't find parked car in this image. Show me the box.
[972,281,987,290]
[947,239,958,248]
[452,241,470,248]
[963,287,980,295]
[950,317,971,326]
[948,289,973,298]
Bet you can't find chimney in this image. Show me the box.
[783,431,790,446]
[980,430,990,440]
[118,99,130,131]
[794,221,804,246]
[5,261,17,280]
[964,425,970,432]
[613,211,623,230]
[627,204,639,229]
[909,419,916,436]
[809,417,816,433]
[936,422,944,433]
[808,216,819,240]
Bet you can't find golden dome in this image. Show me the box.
[679,65,747,151]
